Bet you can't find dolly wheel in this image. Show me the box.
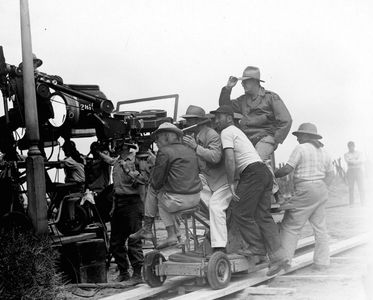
[207,251,231,290]
[55,205,88,235]
[143,250,167,287]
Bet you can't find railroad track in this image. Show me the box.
[100,199,368,300]
[102,233,369,300]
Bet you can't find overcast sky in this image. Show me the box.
[1,0,373,165]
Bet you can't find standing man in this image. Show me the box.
[60,140,85,193]
[344,141,365,206]
[130,122,202,249]
[86,141,113,194]
[211,105,288,276]
[275,123,334,270]
[219,66,292,200]
[110,140,146,283]
[181,105,232,252]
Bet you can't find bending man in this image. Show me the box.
[182,105,232,252]
[211,105,288,276]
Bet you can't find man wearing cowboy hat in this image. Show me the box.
[219,66,292,157]
[211,105,289,277]
[275,123,334,270]
[181,105,232,252]
[219,66,292,202]
[130,122,202,249]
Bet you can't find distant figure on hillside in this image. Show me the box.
[344,141,365,206]
[275,123,334,270]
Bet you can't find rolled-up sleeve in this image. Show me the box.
[150,150,169,190]
[271,94,292,144]
[287,145,301,168]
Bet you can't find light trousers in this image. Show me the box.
[255,135,279,194]
[200,182,232,248]
[144,186,200,227]
[280,180,330,266]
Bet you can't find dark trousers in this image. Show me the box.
[110,195,144,274]
[231,162,282,260]
[347,168,365,205]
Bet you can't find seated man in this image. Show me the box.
[85,141,113,195]
[130,122,202,249]
[181,105,232,252]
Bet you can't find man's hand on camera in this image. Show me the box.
[226,76,238,89]
[183,135,198,150]
[146,150,156,166]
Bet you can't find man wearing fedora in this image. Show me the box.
[211,105,289,277]
[275,123,334,270]
[181,105,232,252]
[130,122,202,249]
[219,66,292,202]
[219,66,292,159]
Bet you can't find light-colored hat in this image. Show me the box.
[238,66,265,82]
[181,105,208,119]
[292,123,322,139]
[152,122,183,137]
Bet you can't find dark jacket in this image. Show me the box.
[219,86,292,144]
[151,142,202,194]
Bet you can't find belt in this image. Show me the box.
[241,161,265,174]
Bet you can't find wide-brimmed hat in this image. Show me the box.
[18,53,43,69]
[152,122,183,138]
[292,123,322,139]
[238,66,265,82]
[210,105,234,117]
[181,105,208,119]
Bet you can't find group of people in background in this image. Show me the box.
[58,65,367,284]
[59,138,149,283]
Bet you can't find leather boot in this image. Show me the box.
[266,258,290,276]
[156,225,178,249]
[129,216,154,240]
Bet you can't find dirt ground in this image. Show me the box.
[59,177,372,300]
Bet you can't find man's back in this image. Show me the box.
[151,142,202,194]
[220,125,262,174]
[287,143,333,183]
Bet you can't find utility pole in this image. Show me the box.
[20,0,48,235]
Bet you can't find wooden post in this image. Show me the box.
[20,0,48,235]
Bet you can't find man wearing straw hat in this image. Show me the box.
[181,105,232,252]
[130,122,202,249]
[275,123,334,270]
